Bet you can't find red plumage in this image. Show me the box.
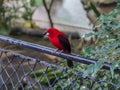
[44,28,73,67]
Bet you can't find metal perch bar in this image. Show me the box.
[0,35,120,72]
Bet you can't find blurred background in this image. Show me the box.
[0,0,120,89]
[0,0,118,69]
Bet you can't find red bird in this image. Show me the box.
[43,28,73,67]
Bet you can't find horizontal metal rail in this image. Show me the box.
[0,35,120,72]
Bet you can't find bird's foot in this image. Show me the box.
[54,49,63,54]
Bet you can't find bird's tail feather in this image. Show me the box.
[67,59,73,67]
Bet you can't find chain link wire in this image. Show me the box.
[0,48,117,90]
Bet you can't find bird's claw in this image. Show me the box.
[54,49,63,54]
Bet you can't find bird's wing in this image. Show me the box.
[58,34,71,53]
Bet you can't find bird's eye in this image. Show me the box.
[46,33,49,36]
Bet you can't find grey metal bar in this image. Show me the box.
[0,35,120,72]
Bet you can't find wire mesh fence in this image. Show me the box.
[0,48,118,90]
[0,48,84,90]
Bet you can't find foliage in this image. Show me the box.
[0,0,42,35]
[79,0,120,89]
[0,0,17,35]
[30,68,61,85]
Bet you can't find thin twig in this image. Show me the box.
[42,0,54,27]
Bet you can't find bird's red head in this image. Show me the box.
[44,28,60,38]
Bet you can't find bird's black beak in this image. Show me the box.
[42,32,47,36]
[39,31,47,38]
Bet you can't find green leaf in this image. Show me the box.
[30,0,43,7]
[85,32,94,38]
[110,60,120,78]
[114,48,120,54]
[93,60,105,75]
[83,64,94,78]
[82,45,95,57]
[29,68,62,85]
[0,29,9,35]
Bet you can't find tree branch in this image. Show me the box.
[42,0,54,27]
